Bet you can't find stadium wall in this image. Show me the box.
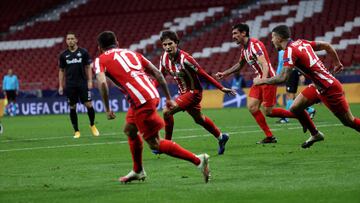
[8,83,360,116]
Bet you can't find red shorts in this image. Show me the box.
[301,81,349,115]
[176,90,202,112]
[249,84,277,107]
[125,99,164,140]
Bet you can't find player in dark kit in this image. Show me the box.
[58,32,99,138]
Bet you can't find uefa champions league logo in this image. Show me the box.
[5,102,19,116]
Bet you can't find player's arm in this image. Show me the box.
[96,72,115,120]
[313,41,343,73]
[253,66,292,86]
[85,64,93,89]
[257,55,269,78]
[146,63,171,100]
[58,68,65,95]
[215,59,246,80]
[197,67,236,95]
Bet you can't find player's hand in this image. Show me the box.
[106,111,116,120]
[58,87,64,95]
[87,81,93,89]
[215,72,226,80]
[333,62,344,74]
[221,87,237,96]
[253,77,263,86]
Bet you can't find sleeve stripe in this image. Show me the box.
[288,47,293,65]
[94,57,101,74]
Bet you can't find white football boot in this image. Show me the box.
[196,153,210,183]
[119,169,146,183]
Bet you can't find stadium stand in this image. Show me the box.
[0,0,359,91]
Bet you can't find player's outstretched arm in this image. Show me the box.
[253,66,292,85]
[215,60,245,80]
[96,72,115,120]
[315,41,343,73]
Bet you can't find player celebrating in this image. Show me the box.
[254,25,360,148]
[58,32,99,138]
[159,30,236,155]
[276,50,316,124]
[94,31,210,183]
[216,23,294,144]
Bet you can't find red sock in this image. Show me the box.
[294,110,318,135]
[165,115,174,140]
[159,139,200,166]
[128,134,143,173]
[353,118,360,132]
[251,110,273,137]
[269,108,297,118]
[202,116,221,138]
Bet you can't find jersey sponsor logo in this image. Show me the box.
[283,58,290,62]
[66,58,82,64]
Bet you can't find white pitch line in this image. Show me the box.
[0,123,344,153]
[0,121,332,143]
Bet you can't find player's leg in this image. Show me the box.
[248,85,276,143]
[66,86,80,138]
[163,103,182,140]
[80,85,99,136]
[138,99,210,182]
[119,108,147,183]
[187,108,229,155]
[146,134,210,183]
[319,81,360,132]
[290,88,324,148]
[263,84,297,120]
[290,92,318,135]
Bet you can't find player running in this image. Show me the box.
[159,30,236,155]
[94,31,210,183]
[216,23,295,144]
[254,25,360,148]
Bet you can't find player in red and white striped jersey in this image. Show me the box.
[254,25,360,148]
[216,23,295,144]
[95,31,210,183]
[159,30,236,155]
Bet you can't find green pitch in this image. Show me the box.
[1,104,360,203]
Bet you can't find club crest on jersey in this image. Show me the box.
[77,52,82,57]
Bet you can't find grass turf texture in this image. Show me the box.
[1,104,360,203]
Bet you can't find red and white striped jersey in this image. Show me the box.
[239,38,276,78]
[94,48,159,108]
[283,40,335,91]
[159,49,223,94]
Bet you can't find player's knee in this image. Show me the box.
[145,137,160,150]
[264,108,273,116]
[85,102,93,108]
[247,105,258,113]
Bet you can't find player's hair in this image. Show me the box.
[66,31,76,37]
[97,31,117,50]
[232,24,249,37]
[160,30,180,44]
[272,25,291,39]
